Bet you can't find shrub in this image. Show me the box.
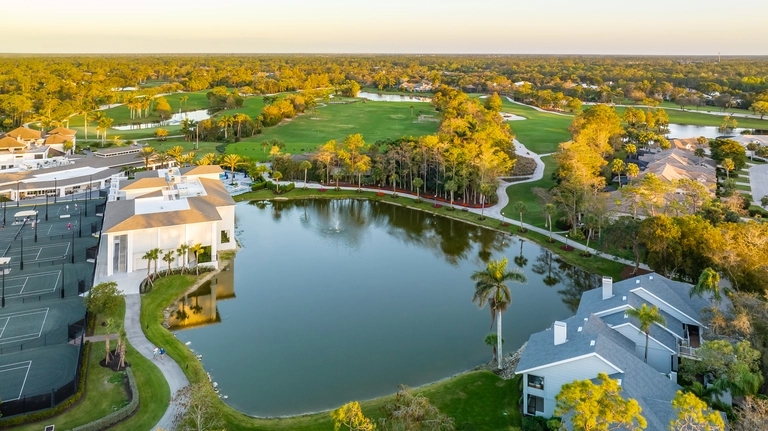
[376,192,385,197]
[319,187,327,193]
[433,203,442,208]
[264,181,295,195]
[250,181,267,191]
[0,342,91,426]
[522,416,548,431]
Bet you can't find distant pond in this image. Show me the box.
[666,123,747,139]
[112,108,214,131]
[172,199,599,416]
[356,91,432,102]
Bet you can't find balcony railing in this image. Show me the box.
[679,345,699,359]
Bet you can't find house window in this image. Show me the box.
[527,374,544,390]
[34,154,43,159]
[220,230,230,244]
[527,395,544,414]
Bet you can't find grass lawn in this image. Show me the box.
[92,298,126,336]
[503,156,557,228]
[227,101,440,161]
[614,106,768,130]
[735,184,752,192]
[500,100,573,154]
[141,274,524,431]
[12,342,130,431]
[110,342,170,431]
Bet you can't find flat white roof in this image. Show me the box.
[134,196,191,215]
[25,166,109,183]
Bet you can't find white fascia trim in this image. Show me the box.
[517,353,620,375]
[594,304,631,317]
[612,322,676,354]
[630,287,702,326]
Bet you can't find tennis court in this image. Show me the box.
[0,344,80,406]
[2,271,61,298]
[0,308,49,345]
[2,243,70,262]
[0,360,31,401]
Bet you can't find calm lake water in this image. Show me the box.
[357,91,432,102]
[172,199,598,416]
[112,108,212,130]
[666,123,747,139]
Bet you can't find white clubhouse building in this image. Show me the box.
[100,165,235,277]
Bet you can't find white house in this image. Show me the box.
[516,273,719,429]
[100,165,235,277]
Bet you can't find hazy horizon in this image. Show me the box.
[5,0,768,55]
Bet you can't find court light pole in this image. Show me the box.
[20,235,24,270]
[2,263,5,308]
[78,210,82,238]
[85,175,91,217]
[61,261,65,298]
[16,181,19,207]
[54,178,58,203]
[71,231,75,264]
[45,189,49,221]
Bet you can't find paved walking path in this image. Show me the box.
[124,294,189,431]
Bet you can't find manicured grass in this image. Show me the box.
[503,156,558,228]
[615,106,768,130]
[500,100,573,154]
[148,138,225,156]
[13,342,130,431]
[141,274,524,430]
[92,299,126,336]
[227,101,440,161]
[110,342,170,431]
[735,184,752,192]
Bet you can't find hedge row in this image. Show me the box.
[0,342,91,427]
[71,368,139,431]
[250,181,267,191]
[265,181,295,194]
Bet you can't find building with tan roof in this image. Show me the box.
[0,135,50,170]
[99,165,234,277]
[6,127,43,143]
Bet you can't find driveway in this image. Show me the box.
[749,164,768,205]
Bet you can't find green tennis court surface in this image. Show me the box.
[2,271,61,298]
[2,243,71,262]
[0,361,31,401]
[0,308,48,345]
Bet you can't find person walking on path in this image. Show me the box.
[153,347,159,360]
[66,204,69,212]
[160,347,165,360]
[67,222,71,230]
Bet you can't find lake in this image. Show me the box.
[666,123,747,139]
[357,91,432,102]
[112,108,212,131]
[172,199,599,416]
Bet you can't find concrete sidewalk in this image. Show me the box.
[124,294,189,431]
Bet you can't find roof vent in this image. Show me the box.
[649,275,654,280]
[577,327,583,332]
[624,313,628,318]
[636,280,640,284]
[623,296,627,301]
[584,317,588,321]
[590,340,596,346]
[617,378,622,385]
[554,321,567,346]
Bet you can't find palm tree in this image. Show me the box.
[167,146,184,164]
[162,250,175,276]
[582,213,599,255]
[513,201,527,231]
[445,180,457,209]
[98,116,114,146]
[150,248,161,279]
[155,151,171,169]
[189,243,204,276]
[272,171,283,192]
[222,154,245,184]
[233,113,250,138]
[612,159,625,187]
[471,257,527,369]
[217,115,234,139]
[89,111,106,141]
[63,140,74,155]
[626,163,640,184]
[413,178,424,200]
[626,304,666,364]
[484,333,503,364]
[298,160,312,189]
[543,203,557,242]
[176,244,189,273]
[694,147,706,165]
[690,267,722,306]
[141,251,153,283]
[139,146,156,168]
